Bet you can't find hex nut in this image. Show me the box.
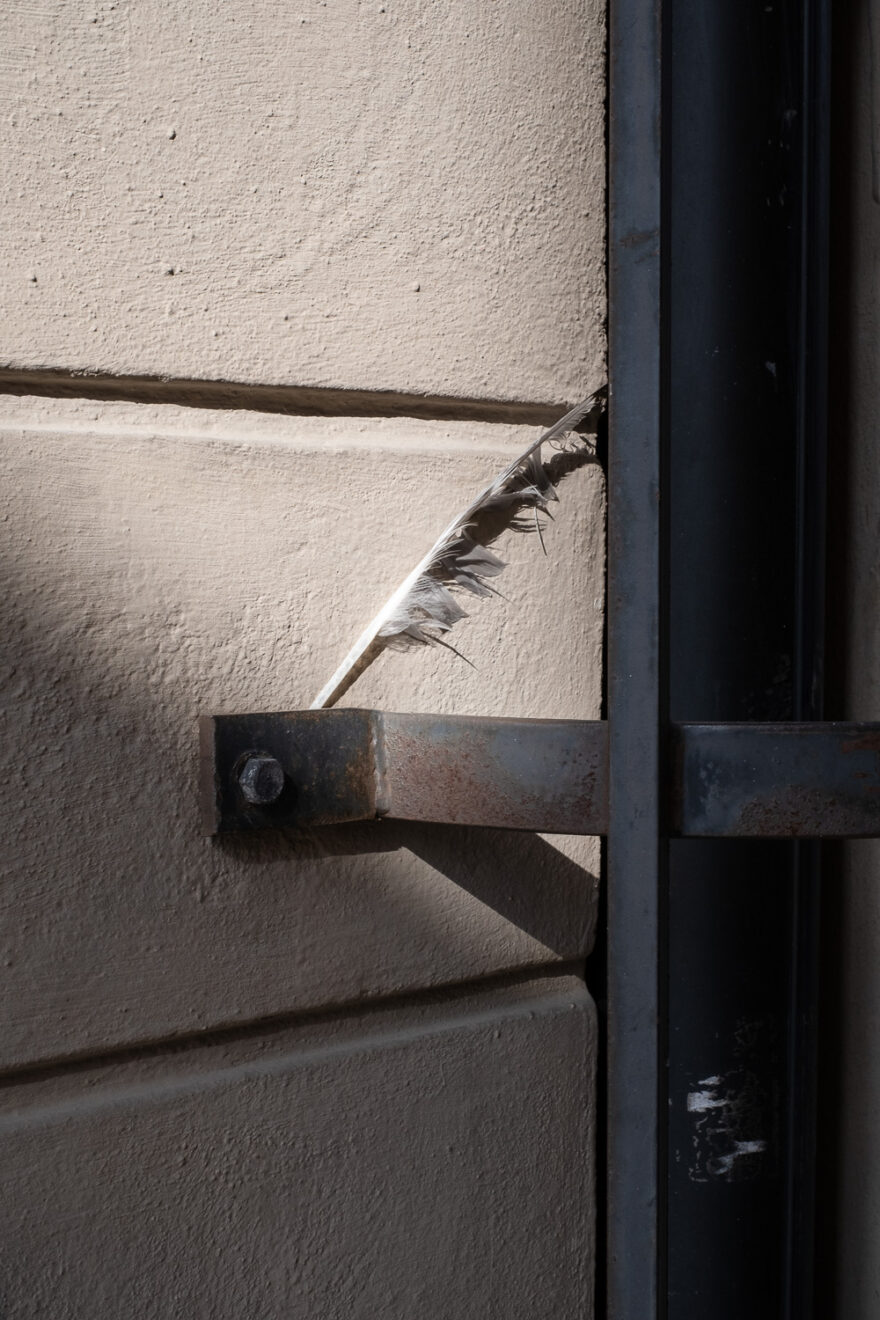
[238,754,286,805]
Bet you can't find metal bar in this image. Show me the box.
[674,723,880,838]
[664,2,831,1313]
[786,5,831,1313]
[200,711,609,836]
[202,712,880,839]
[380,712,608,833]
[606,0,665,1314]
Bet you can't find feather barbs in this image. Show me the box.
[310,390,604,709]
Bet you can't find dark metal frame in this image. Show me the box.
[606,0,663,1314]
[203,714,880,841]
[608,1,831,1316]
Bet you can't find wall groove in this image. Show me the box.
[0,962,584,1092]
[0,368,581,429]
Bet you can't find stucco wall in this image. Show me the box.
[0,397,604,1071]
[0,975,597,1319]
[0,1,605,1312]
[0,0,604,406]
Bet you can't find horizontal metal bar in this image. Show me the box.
[674,723,880,837]
[200,710,609,835]
[381,712,608,832]
[201,713,880,839]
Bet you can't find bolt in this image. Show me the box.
[238,754,285,805]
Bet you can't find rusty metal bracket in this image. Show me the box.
[200,710,609,835]
[200,711,880,839]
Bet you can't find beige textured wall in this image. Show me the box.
[827,4,880,1313]
[0,397,604,1071]
[0,1,605,1312]
[0,976,597,1318]
[0,0,604,406]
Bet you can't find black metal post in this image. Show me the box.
[607,0,829,1314]
[664,1,829,1316]
[606,1,664,1317]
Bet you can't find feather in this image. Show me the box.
[310,389,604,709]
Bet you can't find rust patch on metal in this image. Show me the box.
[733,788,845,838]
[382,715,608,835]
[841,732,880,754]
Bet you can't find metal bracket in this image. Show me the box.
[201,711,880,838]
[200,710,608,834]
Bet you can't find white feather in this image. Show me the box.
[310,390,604,709]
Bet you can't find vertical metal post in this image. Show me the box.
[606,0,664,1316]
[785,4,830,1313]
[663,2,829,1315]
[607,3,828,1314]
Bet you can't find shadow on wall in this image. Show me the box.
[218,820,597,959]
[0,415,599,1071]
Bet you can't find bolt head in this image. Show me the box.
[238,754,285,805]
